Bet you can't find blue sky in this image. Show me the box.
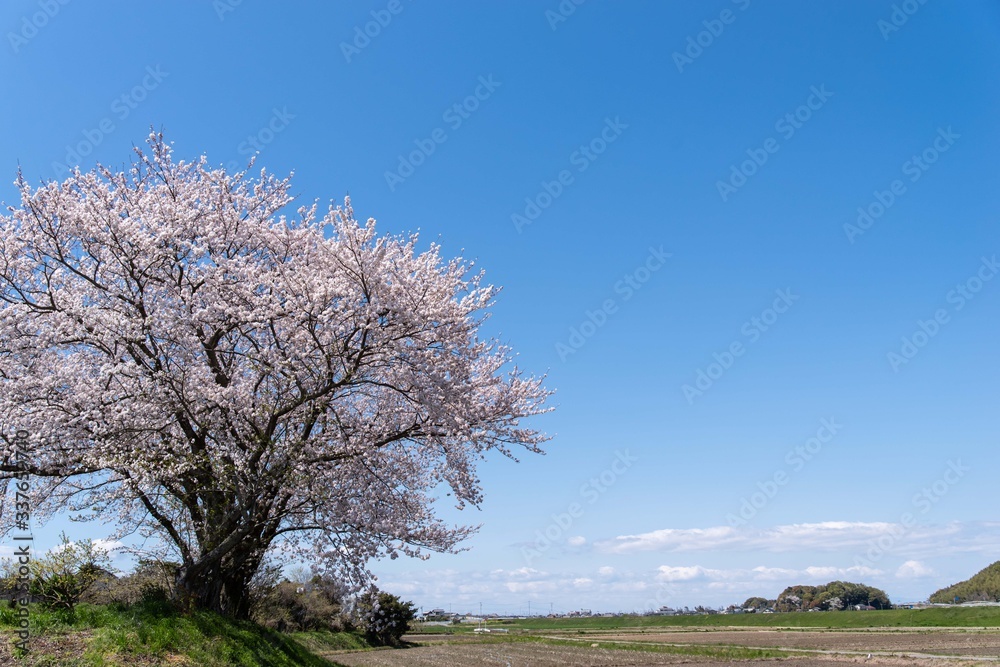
[2,1,999,615]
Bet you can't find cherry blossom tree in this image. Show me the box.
[0,133,550,618]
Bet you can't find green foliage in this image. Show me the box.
[24,533,114,611]
[930,560,1000,603]
[775,580,891,611]
[355,589,416,645]
[289,629,376,653]
[0,559,21,607]
[253,574,353,633]
[741,596,771,610]
[83,558,180,607]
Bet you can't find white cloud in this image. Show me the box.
[750,566,799,580]
[597,526,740,553]
[493,567,542,580]
[803,566,840,578]
[656,565,708,582]
[896,560,934,578]
[567,535,586,547]
[93,538,125,554]
[597,566,615,576]
[596,521,1000,555]
[656,563,882,585]
[503,580,557,594]
[45,537,124,556]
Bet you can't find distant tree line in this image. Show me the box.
[774,581,891,611]
[741,596,772,610]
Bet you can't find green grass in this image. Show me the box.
[408,622,464,634]
[289,630,380,653]
[0,601,374,666]
[428,606,1000,633]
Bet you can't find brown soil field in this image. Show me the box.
[331,642,804,666]
[331,643,985,667]
[579,629,1000,658]
[331,641,699,666]
[328,629,1000,667]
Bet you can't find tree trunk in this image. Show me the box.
[175,545,264,619]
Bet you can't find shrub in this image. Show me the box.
[252,572,353,632]
[27,532,114,611]
[356,589,416,646]
[97,558,179,606]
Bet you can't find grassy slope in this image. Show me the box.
[415,606,1000,634]
[0,602,372,666]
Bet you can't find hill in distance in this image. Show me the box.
[930,561,1000,603]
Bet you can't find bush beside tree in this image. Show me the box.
[355,589,416,645]
[247,568,356,633]
[1,533,114,611]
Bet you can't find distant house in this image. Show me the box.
[421,608,455,621]
[855,604,876,611]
